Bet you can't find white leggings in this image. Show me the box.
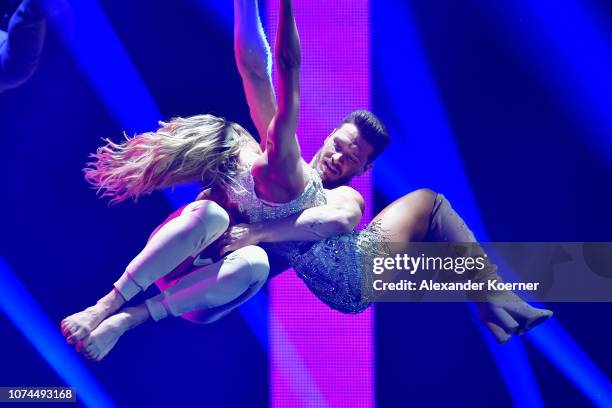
[113,200,269,322]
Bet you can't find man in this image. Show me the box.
[222,0,553,344]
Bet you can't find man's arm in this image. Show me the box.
[219,187,364,254]
[233,0,277,148]
[257,187,363,242]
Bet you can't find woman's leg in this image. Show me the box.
[425,193,552,343]
[76,246,269,361]
[368,188,438,245]
[144,245,269,322]
[61,200,229,344]
[368,189,552,344]
[75,304,149,361]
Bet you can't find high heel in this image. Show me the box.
[475,291,553,343]
[427,193,554,343]
[476,303,515,344]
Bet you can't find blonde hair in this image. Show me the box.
[84,114,256,205]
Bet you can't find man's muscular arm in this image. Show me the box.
[219,187,364,254]
[258,186,362,241]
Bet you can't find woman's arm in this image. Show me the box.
[253,0,304,194]
[233,0,278,149]
[219,187,364,255]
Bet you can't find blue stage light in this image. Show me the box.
[475,311,545,408]
[527,319,612,407]
[485,0,612,166]
[63,2,160,135]
[0,257,117,408]
[373,0,544,405]
[194,0,233,35]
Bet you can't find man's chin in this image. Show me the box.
[316,165,332,181]
[321,174,346,189]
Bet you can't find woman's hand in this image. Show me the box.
[219,223,263,256]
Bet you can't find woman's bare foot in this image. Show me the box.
[61,304,111,345]
[61,289,125,345]
[77,305,150,361]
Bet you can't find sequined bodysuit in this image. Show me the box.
[227,158,389,314]
[225,158,327,223]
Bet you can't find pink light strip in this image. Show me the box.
[266,1,374,407]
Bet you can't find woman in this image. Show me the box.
[220,188,553,344]
[60,0,342,361]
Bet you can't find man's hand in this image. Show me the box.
[219,223,263,256]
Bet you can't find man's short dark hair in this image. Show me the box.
[341,110,390,163]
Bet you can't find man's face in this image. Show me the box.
[312,123,375,188]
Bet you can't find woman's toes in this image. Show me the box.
[67,329,81,344]
[75,338,89,354]
[85,343,96,355]
[83,342,101,361]
[61,321,73,337]
[83,350,97,361]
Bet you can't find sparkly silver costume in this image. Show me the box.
[275,222,389,314]
[228,159,389,314]
[225,159,327,223]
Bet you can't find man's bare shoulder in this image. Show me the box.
[327,186,364,212]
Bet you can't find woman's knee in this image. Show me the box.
[185,200,230,229]
[412,188,437,204]
[232,245,270,284]
[182,200,230,244]
[406,188,438,218]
